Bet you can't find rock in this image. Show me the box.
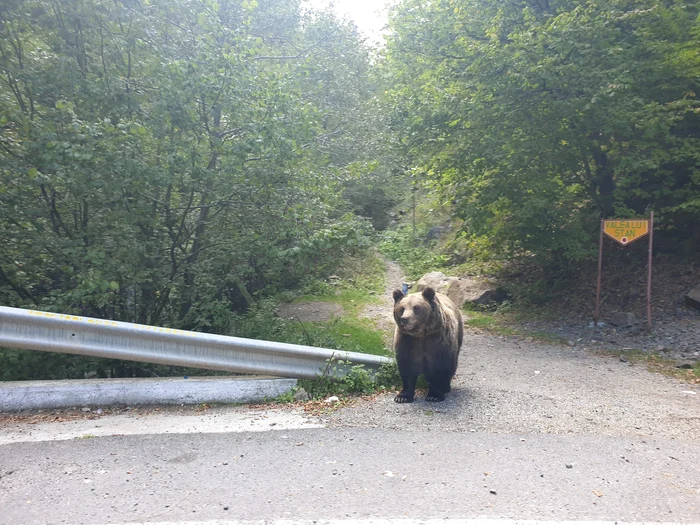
[674,360,696,369]
[293,388,310,402]
[472,286,509,306]
[417,271,449,290]
[416,271,507,309]
[324,395,339,403]
[685,284,700,310]
[610,312,638,327]
[425,226,448,243]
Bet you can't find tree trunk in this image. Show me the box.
[592,145,615,217]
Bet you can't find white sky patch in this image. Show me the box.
[303,0,396,46]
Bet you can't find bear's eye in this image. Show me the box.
[413,306,421,314]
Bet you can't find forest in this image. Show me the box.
[1,0,699,380]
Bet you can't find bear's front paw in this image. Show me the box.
[426,390,446,402]
[394,392,415,403]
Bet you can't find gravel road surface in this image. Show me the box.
[327,332,700,440]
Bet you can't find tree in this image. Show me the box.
[382,0,700,262]
[0,0,378,332]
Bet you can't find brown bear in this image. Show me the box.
[392,287,463,403]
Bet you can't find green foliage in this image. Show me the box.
[373,361,402,391]
[230,297,390,356]
[0,0,381,333]
[299,358,401,399]
[379,227,449,280]
[463,310,568,343]
[272,388,297,404]
[0,347,234,381]
[291,251,386,313]
[382,0,700,263]
[463,312,499,330]
[341,162,402,231]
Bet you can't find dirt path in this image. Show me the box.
[359,258,405,340]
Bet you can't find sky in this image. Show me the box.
[303,0,395,45]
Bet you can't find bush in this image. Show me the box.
[379,227,449,280]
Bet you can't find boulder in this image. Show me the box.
[416,271,450,291]
[425,226,448,243]
[293,387,311,402]
[416,272,507,309]
[610,312,638,327]
[685,284,700,310]
[471,286,509,306]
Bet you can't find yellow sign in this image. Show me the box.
[603,219,650,246]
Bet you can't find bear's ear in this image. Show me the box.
[422,287,436,302]
[393,289,404,303]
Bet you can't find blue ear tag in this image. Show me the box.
[401,283,409,295]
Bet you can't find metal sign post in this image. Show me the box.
[594,212,654,330]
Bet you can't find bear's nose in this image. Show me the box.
[400,317,409,326]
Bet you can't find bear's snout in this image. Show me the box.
[400,316,410,326]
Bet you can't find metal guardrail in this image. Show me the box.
[0,306,392,379]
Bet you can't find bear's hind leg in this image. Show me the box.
[425,364,455,402]
[425,390,445,402]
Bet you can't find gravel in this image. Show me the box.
[519,307,700,363]
[327,331,700,441]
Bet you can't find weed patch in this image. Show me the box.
[598,349,700,384]
[378,228,449,280]
[463,310,568,343]
[283,252,386,315]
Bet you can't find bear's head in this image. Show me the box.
[392,287,436,336]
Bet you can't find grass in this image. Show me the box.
[223,249,394,406]
[463,310,569,344]
[287,251,386,315]
[378,228,450,281]
[287,317,392,357]
[466,310,700,385]
[266,360,401,404]
[598,348,700,384]
[292,288,382,316]
[267,251,392,358]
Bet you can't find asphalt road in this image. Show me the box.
[1,332,699,525]
[1,428,699,524]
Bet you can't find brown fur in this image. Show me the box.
[392,287,463,403]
